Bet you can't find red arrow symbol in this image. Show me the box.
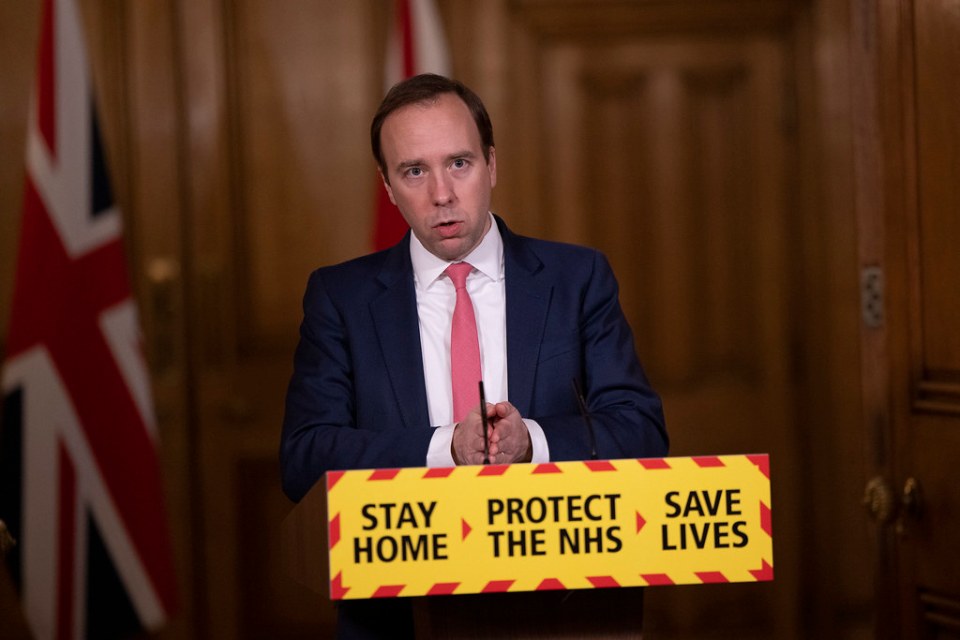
[636,511,646,533]
[462,518,472,540]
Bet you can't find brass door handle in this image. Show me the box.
[146,257,180,376]
[863,476,897,525]
[862,476,924,533]
[896,477,923,535]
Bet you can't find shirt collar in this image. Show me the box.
[410,213,503,290]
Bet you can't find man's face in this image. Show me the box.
[379,92,496,262]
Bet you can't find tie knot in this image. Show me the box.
[446,262,473,289]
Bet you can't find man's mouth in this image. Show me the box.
[435,220,462,238]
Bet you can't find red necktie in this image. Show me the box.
[447,262,482,422]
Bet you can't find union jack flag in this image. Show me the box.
[0,0,178,637]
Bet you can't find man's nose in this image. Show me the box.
[430,172,455,206]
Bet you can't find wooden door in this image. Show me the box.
[854,0,960,637]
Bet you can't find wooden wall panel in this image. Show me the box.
[912,0,960,414]
[231,0,385,346]
[855,0,960,636]
[796,0,872,634]
[894,0,960,631]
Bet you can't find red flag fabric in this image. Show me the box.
[372,0,452,250]
[0,0,178,637]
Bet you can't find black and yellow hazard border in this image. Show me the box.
[326,455,773,600]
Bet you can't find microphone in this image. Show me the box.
[572,378,598,460]
[479,380,490,464]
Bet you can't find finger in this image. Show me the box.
[495,401,516,418]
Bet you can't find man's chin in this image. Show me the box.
[433,238,470,262]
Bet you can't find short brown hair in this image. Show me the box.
[371,74,494,180]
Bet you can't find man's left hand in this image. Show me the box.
[489,401,532,464]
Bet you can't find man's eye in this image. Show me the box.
[407,167,423,177]
[452,159,467,169]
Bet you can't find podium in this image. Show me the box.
[282,456,772,638]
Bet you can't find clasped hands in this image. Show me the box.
[451,401,532,466]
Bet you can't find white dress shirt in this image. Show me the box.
[410,214,549,466]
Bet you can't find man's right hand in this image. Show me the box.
[451,403,496,465]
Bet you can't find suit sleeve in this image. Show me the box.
[535,251,668,461]
[279,271,435,502]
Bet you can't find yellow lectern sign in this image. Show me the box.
[325,455,772,599]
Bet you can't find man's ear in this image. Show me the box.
[487,146,497,188]
[378,168,397,206]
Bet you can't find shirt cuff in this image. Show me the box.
[427,420,550,466]
[426,424,457,467]
[523,419,550,463]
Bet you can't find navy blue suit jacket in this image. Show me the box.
[280,216,667,503]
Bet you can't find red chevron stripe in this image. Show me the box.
[368,468,400,481]
[481,580,514,593]
[638,458,671,470]
[330,572,349,600]
[536,578,566,591]
[761,501,773,537]
[427,582,460,596]
[750,559,774,581]
[641,574,675,586]
[372,585,406,598]
[326,470,345,491]
[693,456,725,467]
[532,463,562,474]
[587,576,620,588]
[423,467,455,478]
[477,465,509,476]
[329,513,341,549]
[584,460,617,471]
[747,454,770,478]
[696,572,729,584]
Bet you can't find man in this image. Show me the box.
[280,74,667,637]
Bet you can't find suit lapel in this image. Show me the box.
[500,219,552,416]
[370,236,431,429]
